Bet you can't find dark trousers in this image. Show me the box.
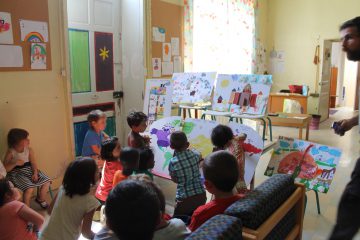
[329,158,360,240]
[174,192,207,217]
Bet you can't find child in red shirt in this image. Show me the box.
[113,147,140,187]
[189,151,245,231]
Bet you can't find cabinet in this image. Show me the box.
[268,93,308,113]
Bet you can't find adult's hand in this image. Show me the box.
[334,116,358,136]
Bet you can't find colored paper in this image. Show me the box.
[171,37,179,56]
[143,79,173,126]
[161,61,173,76]
[152,26,165,42]
[20,20,48,42]
[265,136,342,193]
[68,29,91,93]
[149,116,182,178]
[30,43,46,69]
[172,72,217,104]
[0,45,23,67]
[95,32,114,91]
[0,12,14,44]
[162,43,171,62]
[212,74,272,115]
[152,58,161,77]
[229,122,263,186]
[173,56,182,73]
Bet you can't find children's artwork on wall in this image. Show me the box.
[228,122,263,186]
[152,58,161,77]
[0,45,23,67]
[162,43,171,62]
[264,136,342,193]
[172,72,217,104]
[162,61,173,76]
[30,43,46,69]
[143,79,173,126]
[0,12,14,44]
[171,37,179,56]
[152,26,165,42]
[20,20,48,42]
[212,74,272,115]
[150,117,182,178]
[94,32,114,91]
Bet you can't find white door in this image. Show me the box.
[67,0,122,155]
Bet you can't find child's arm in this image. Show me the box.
[18,204,44,229]
[29,148,39,183]
[102,131,110,140]
[90,145,101,156]
[168,162,178,183]
[3,150,24,172]
[81,209,96,239]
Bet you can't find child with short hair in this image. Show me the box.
[127,111,150,148]
[188,151,245,231]
[112,147,140,186]
[134,148,155,180]
[211,124,247,192]
[169,131,206,216]
[95,137,122,204]
[0,179,44,240]
[3,128,51,207]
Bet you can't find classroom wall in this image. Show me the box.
[343,58,358,108]
[266,0,360,93]
[0,0,73,188]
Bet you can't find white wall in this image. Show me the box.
[343,59,358,108]
[331,42,345,106]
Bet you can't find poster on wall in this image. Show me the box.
[162,43,171,62]
[0,45,23,67]
[152,58,161,77]
[30,43,46,69]
[152,26,165,42]
[172,72,217,105]
[171,37,179,56]
[162,61,173,76]
[212,74,272,115]
[0,12,14,44]
[173,56,182,73]
[264,136,342,193]
[143,79,173,126]
[20,19,48,42]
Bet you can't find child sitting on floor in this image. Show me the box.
[0,179,44,240]
[95,137,122,204]
[113,147,140,186]
[169,131,206,216]
[188,151,245,231]
[211,124,247,192]
[3,128,51,208]
[40,158,100,240]
[127,111,150,148]
[134,147,155,180]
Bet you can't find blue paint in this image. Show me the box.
[280,141,290,148]
[311,147,320,155]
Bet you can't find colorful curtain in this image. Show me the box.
[184,0,257,74]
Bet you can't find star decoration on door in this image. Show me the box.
[99,46,109,61]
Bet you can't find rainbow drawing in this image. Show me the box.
[24,32,45,42]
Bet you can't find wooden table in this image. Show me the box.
[268,113,311,140]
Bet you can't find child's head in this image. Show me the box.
[203,151,239,194]
[105,180,160,240]
[170,131,189,151]
[63,157,99,198]
[101,137,121,161]
[127,111,148,133]
[139,148,155,170]
[211,125,234,149]
[0,179,20,207]
[87,110,107,132]
[7,128,29,149]
[120,147,140,176]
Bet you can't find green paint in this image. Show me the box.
[68,29,91,93]
[162,151,173,170]
[316,161,336,168]
[182,122,195,134]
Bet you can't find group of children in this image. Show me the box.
[0,109,249,240]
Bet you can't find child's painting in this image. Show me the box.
[264,136,342,193]
[172,72,217,104]
[30,43,46,69]
[212,74,272,115]
[229,122,264,186]
[149,116,182,178]
[143,79,173,126]
[20,20,48,42]
[0,12,14,44]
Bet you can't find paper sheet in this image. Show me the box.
[162,62,173,76]
[152,27,165,42]
[0,12,14,44]
[173,56,182,73]
[152,58,162,77]
[0,45,23,67]
[162,43,171,62]
[171,37,179,56]
[31,43,46,69]
[20,19,49,42]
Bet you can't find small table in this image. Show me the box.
[268,113,311,140]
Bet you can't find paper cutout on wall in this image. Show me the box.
[30,43,46,69]
[150,116,182,178]
[0,12,14,44]
[162,43,171,62]
[171,37,179,56]
[0,45,23,67]
[212,74,272,115]
[95,32,114,91]
[229,122,263,186]
[152,26,165,42]
[143,79,173,126]
[172,72,217,104]
[264,136,342,193]
[173,56,182,73]
[152,58,161,77]
[20,20,48,42]
[162,61,173,76]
